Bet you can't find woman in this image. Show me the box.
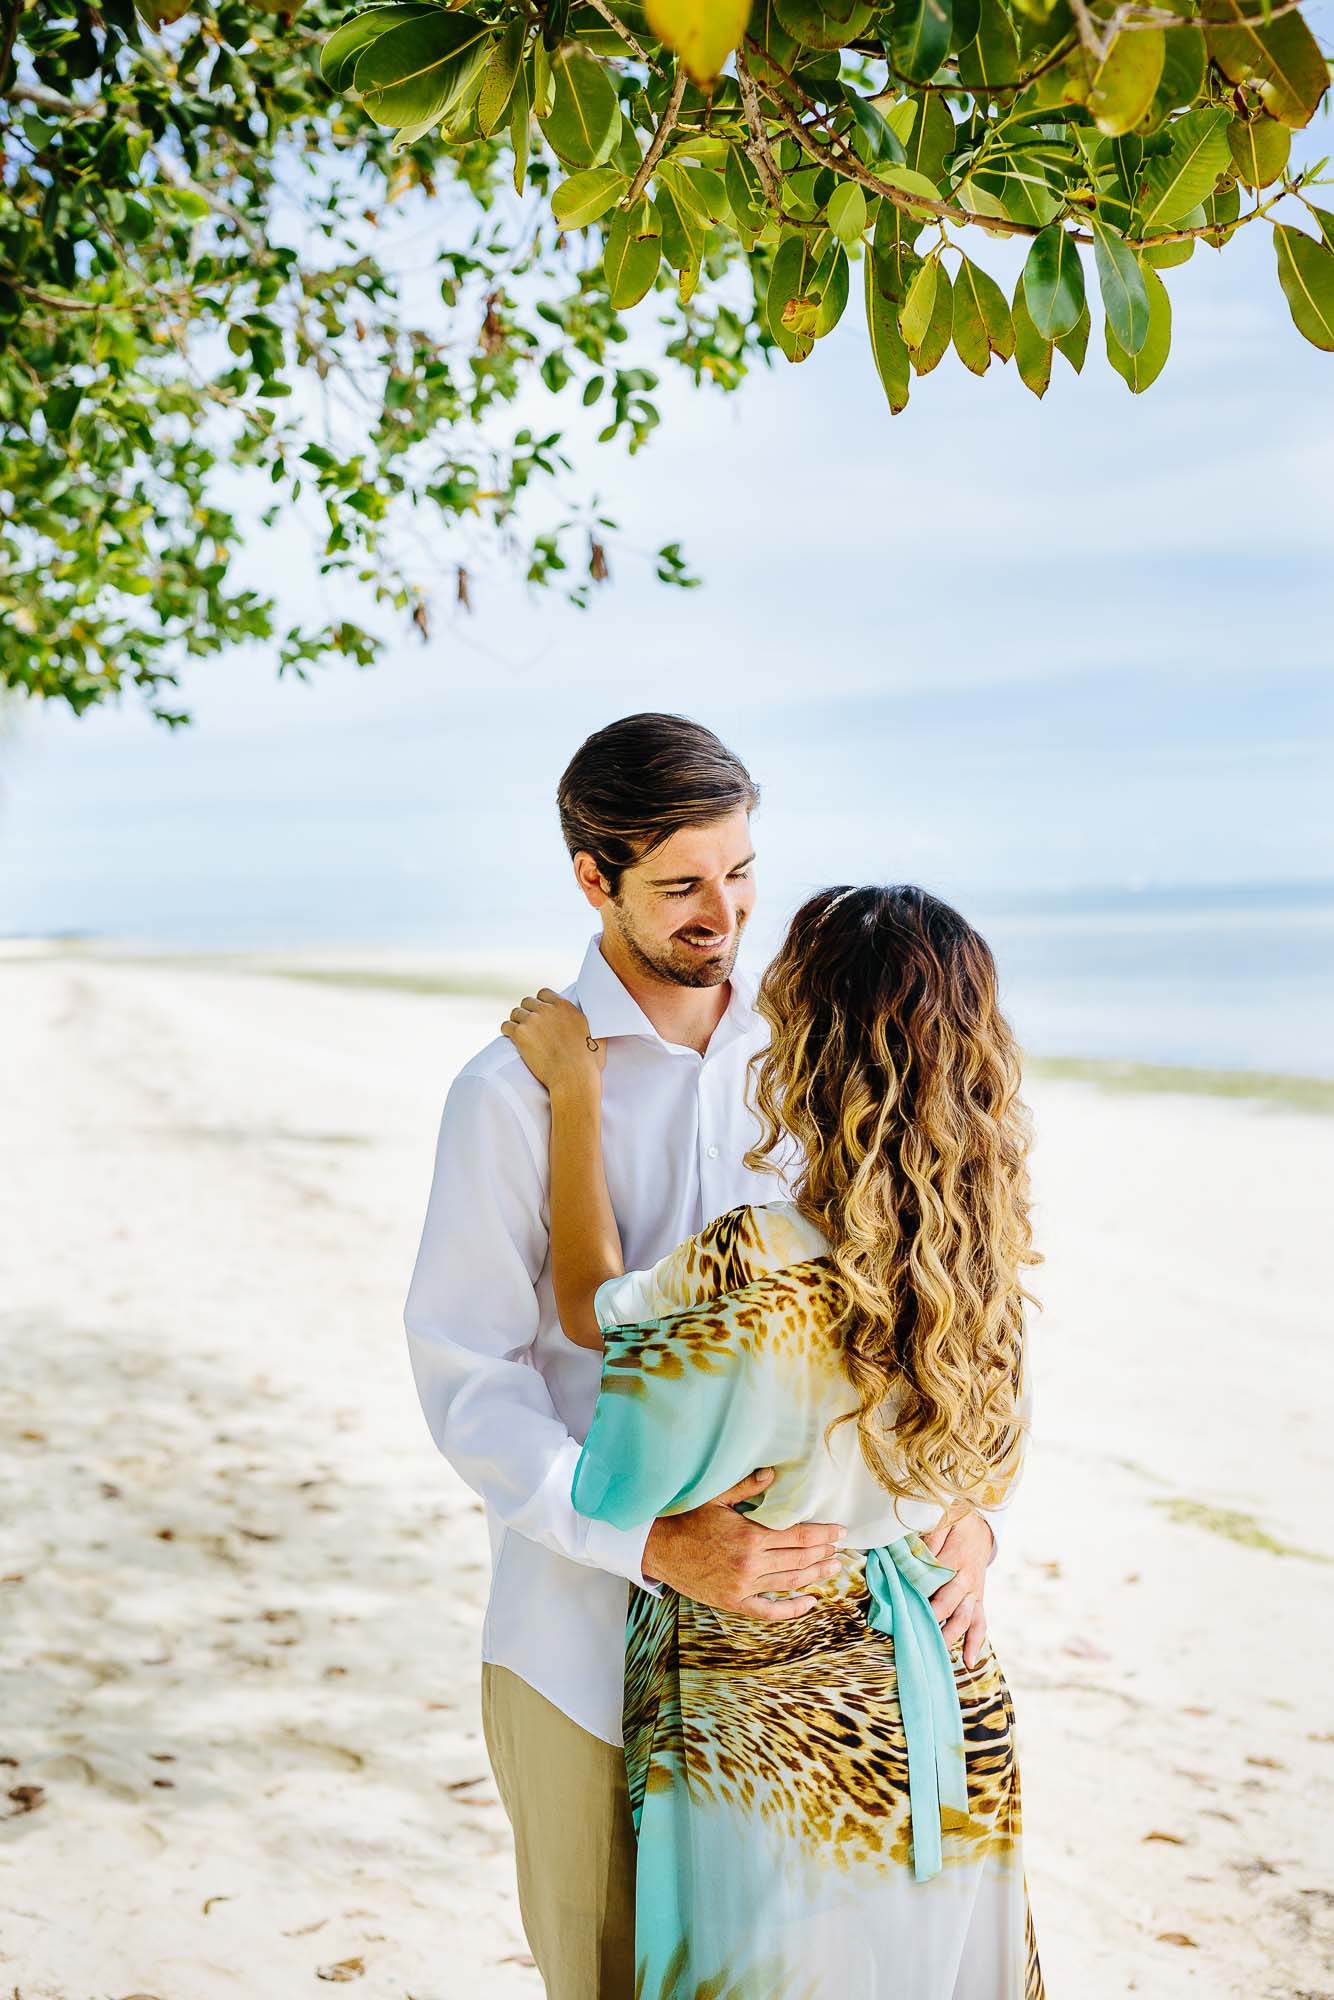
[500,883,1045,2000]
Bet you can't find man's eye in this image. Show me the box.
[664,870,751,901]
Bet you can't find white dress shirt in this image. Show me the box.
[404,929,1015,1748]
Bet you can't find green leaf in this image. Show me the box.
[1011,280,1053,396]
[1092,217,1149,355]
[1138,107,1231,228]
[953,178,1012,234]
[956,0,1019,91]
[865,233,912,411]
[876,163,945,219]
[1153,24,1206,118]
[957,254,1015,359]
[776,0,875,49]
[1089,27,1166,135]
[1273,222,1334,350]
[1022,223,1086,338]
[827,179,869,245]
[659,161,727,225]
[552,166,629,228]
[644,0,753,85]
[725,144,765,231]
[882,96,918,147]
[1142,220,1197,269]
[1105,261,1171,388]
[120,195,155,242]
[1308,205,1334,252]
[899,254,938,348]
[352,13,492,133]
[951,255,990,373]
[1228,113,1291,190]
[889,0,953,85]
[155,185,210,220]
[510,59,531,193]
[848,95,906,166]
[532,35,553,118]
[1055,301,1091,372]
[44,384,83,433]
[767,231,822,360]
[1203,0,1330,128]
[540,48,620,167]
[1201,176,1240,246]
[320,4,440,90]
[603,197,662,308]
[813,241,850,333]
[655,184,704,300]
[913,261,953,374]
[901,88,955,186]
[478,19,525,135]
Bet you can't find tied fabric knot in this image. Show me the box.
[864,1531,971,1883]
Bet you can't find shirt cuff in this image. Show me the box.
[584,1513,663,1596]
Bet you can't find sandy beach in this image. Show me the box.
[2,946,1331,2000]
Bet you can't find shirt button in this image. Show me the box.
[706,1143,720,1159]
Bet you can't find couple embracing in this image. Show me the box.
[404,712,1044,2000]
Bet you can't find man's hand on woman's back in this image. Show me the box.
[642,1468,845,1621]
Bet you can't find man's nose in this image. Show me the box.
[699,887,734,932]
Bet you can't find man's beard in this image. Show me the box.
[610,904,742,989]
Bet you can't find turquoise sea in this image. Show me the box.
[3,667,1331,1079]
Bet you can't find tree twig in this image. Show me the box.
[625,62,687,205]
[742,37,1279,250]
[747,39,1049,240]
[7,281,108,312]
[735,50,786,220]
[1067,0,1109,65]
[584,0,665,75]
[149,144,266,256]
[3,77,105,118]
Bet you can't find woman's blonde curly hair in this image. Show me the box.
[743,883,1043,1513]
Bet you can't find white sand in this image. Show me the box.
[2,951,1331,1999]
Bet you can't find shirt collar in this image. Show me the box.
[574,931,758,1055]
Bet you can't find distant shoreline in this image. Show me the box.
[7,938,1332,1116]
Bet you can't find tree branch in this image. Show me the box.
[148,145,267,257]
[625,63,687,205]
[2,78,104,118]
[584,0,665,75]
[735,50,786,220]
[747,40,1050,241]
[1067,0,1109,65]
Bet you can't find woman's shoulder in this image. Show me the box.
[695,1199,833,1291]
[594,1200,834,1335]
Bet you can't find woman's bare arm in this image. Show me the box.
[499,988,622,1350]
[546,1072,623,1349]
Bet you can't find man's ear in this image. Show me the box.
[573,850,613,908]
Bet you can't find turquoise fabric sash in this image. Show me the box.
[864,1534,970,1883]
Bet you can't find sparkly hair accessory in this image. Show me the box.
[819,886,863,919]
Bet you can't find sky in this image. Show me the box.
[2,72,1332,970]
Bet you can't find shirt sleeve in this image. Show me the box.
[403,1068,657,1591]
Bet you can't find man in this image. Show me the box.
[403,713,1001,1999]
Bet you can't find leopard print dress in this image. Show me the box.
[571,1198,1043,2000]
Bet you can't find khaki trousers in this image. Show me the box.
[481,1663,637,2000]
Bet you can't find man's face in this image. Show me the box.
[596,809,756,990]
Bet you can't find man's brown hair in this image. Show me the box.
[557,713,760,895]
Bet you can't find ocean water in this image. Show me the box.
[6,863,1331,1081]
[3,668,1331,1079]
[972,883,1334,1077]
